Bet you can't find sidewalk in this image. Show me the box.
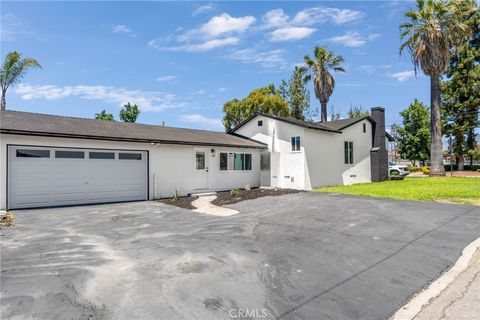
[413,252,480,320]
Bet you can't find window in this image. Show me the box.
[16,149,50,158]
[89,152,115,159]
[291,136,301,151]
[260,153,270,171]
[220,153,228,170]
[219,152,252,171]
[196,152,205,170]
[119,153,142,160]
[258,120,263,126]
[55,150,84,159]
[234,153,244,170]
[344,141,354,164]
[363,123,366,133]
[245,154,252,170]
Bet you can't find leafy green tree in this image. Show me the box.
[303,46,346,122]
[442,0,480,168]
[392,99,431,166]
[347,105,370,118]
[119,102,140,123]
[95,110,115,121]
[329,105,341,121]
[0,51,41,111]
[222,84,289,131]
[279,66,316,120]
[399,0,475,176]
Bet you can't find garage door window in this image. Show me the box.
[119,153,142,160]
[16,149,50,158]
[89,152,115,159]
[55,150,84,159]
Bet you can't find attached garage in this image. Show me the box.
[0,110,265,211]
[7,146,148,209]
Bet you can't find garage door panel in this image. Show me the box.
[13,177,53,190]
[8,147,147,209]
[14,194,52,207]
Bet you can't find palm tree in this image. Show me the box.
[303,46,345,122]
[0,51,42,111]
[399,0,474,176]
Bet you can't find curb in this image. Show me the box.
[390,237,480,320]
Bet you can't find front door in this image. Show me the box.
[193,148,209,190]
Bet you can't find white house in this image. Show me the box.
[0,107,391,210]
[231,107,392,190]
[0,111,265,210]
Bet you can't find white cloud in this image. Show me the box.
[111,24,136,37]
[149,13,254,52]
[1,13,33,41]
[180,114,223,129]
[112,24,131,33]
[262,7,364,29]
[260,6,364,42]
[225,48,286,69]
[192,3,215,16]
[360,64,391,75]
[15,84,184,112]
[156,75,178,82]
[328,31,380,47]
[150,37,240,52]
[218,87,227,92]
[270,27,316,42]
[196,89,207,94]
[388,70,415,82]
[262,9,290,29]
[199,13,256,37]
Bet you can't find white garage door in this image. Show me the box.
[7,146,148,209]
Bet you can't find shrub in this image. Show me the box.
[444,164,480,171]
[422,167,430,175]
[409,166,421,172]
[171,188,181,201]
[230,189,240,197]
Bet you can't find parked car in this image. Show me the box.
[389,163,410,177]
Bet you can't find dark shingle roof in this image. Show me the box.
[324,116,374,130]
[0,110,266,149]
[231,112,342,133]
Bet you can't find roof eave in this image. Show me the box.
[0,129,267,149]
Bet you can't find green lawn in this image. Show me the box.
[314,177,480,206]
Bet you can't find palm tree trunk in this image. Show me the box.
[429,76,446,176]
[320,101,327,122]
[1,89,6,111]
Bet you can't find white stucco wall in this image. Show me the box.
[235,115,373,190]
[235,115,306,189]
[0,134,261,210]
[304,120,372,187]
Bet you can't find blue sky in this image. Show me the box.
[1,1,430,132]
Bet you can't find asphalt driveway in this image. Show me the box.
[1,193,479,320]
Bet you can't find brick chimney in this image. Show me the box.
[370,107,389,182]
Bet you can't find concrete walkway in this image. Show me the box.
[414,253,480,320]
[191,195,238,216]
